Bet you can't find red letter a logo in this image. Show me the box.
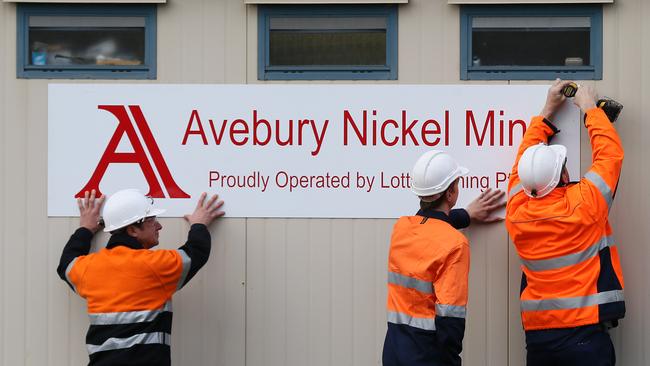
[76,105,190,199]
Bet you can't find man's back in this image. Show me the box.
[504,84,626,336]
[66,234,188,366]
[384,212,470,366]
[389,216,468,282]
[72,246,181,312]
[58,190,225,366]
[506,181,625,330]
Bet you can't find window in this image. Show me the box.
[17,4,156,79]
[460,5,602,80]
[258,5,397,80]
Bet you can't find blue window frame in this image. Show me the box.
[460,5,602,80]
[258,5,398,80]
[17,4,156,79]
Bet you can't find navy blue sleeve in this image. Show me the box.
[435,317,466,365]
[178,223,212,287]
[57,227,94,290]
[449,209,470,229]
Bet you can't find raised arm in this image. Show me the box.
[575,86,624,210]
[508,79,574,198]
[57,190,104,291]
[175,193,225,288]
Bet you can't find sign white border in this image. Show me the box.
[48,84,580,218]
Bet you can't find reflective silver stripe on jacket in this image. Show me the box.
[88,301,172,325]
[176,249,192,291]
[86,331,171,355]
[435,304,467,318]
[387,311,436,331]
[521,289,624,312]
[65,257,79,293]
[585,171,614,209]
[508,183,523,199]
[520,235,615,272]
[387,271,434,294]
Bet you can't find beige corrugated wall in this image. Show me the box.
[0,0,648,365]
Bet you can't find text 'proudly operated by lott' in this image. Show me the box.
[208,170,514,193]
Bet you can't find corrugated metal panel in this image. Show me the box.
[246,219,392,366]
[2,5,27,364]
[398,0,461,83]
[448,0,613,4]
[464,225,509,366]
[0,3,8,363]
[3,0,166,3]
[168,219,246,366]
[605,1,650,365]
[25,82,49,366]
[246,0,406,4]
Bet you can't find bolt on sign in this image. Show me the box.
[48,84,579,218]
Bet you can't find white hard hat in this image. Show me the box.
[102,189,166,232]
[411,150,469,198]
[518,143,567,198]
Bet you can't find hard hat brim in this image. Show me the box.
[549,145,567,162]
[103,208,167,232]
[411,165,469,197]
[148,208,166,217]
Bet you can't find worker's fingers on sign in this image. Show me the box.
[486,188,502,200]
[205,194,219,209]
[205,197,225,218]
[212,207,225,218]
[196,192,207,209]
[485,190,505,204]
[89,189,96,205]
[486,202,505,212]
[488,188,504,197]
[478,190,489,202]
[485,216,504,223]
[211,200,225,214]
[77,197,84,211]
[97,194,106,207]
[479,188,489,199]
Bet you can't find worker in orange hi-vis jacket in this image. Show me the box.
[57,188,225,366]
[506,80,625,366]
[383,150,505,366]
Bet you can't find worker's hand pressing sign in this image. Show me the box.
[78,189,105,234]
[465,188,506,223]
[184,192,225,227]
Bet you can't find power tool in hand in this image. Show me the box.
[561,82,623,123]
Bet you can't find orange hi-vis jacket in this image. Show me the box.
[506,108,625,331]
[384,209,470,366]
[57,224,211,366]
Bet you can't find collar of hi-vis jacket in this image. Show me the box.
[106,232,145,250]
[416,207,453,224]
[416,208,471,229]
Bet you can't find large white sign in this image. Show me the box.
[48,84,580,218]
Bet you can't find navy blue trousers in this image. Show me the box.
[383,323,461,366]
[526,328,615,366]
